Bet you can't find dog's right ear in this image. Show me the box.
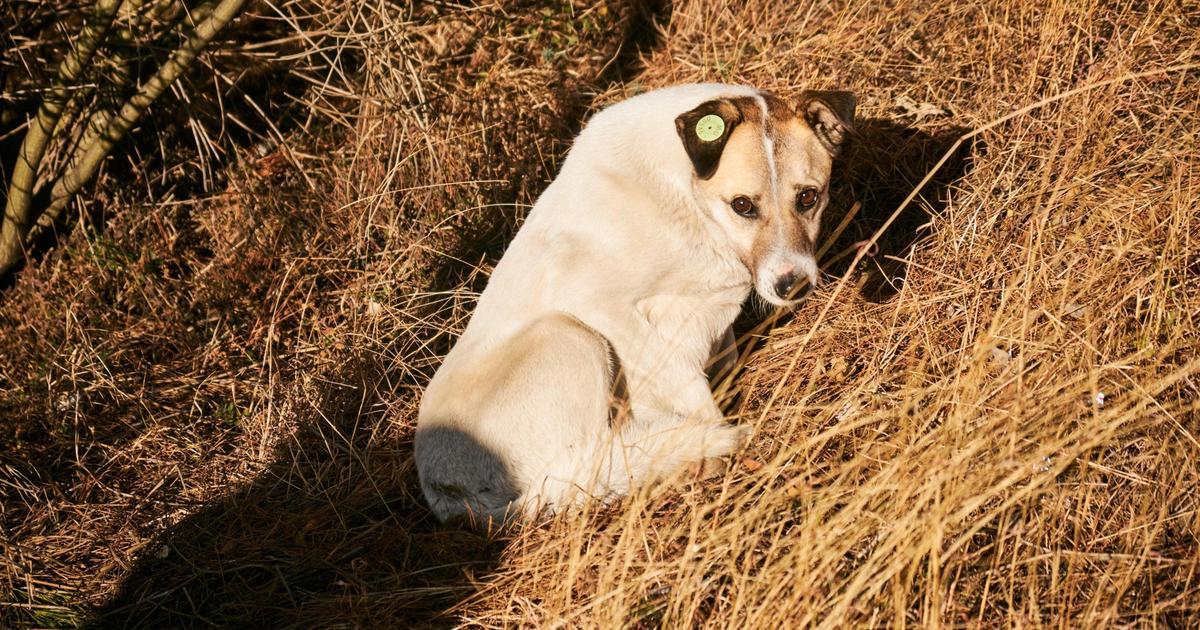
[675,99,744,180]
[799,90,856,156]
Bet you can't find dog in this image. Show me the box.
[415,83,855,523]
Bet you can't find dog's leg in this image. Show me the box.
[595,364,750,495]
[600,408,749,494]
[421,315,749,519]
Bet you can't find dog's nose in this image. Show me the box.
[774,273,812,301]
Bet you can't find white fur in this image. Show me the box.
[414,83,840,523]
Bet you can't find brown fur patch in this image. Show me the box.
[674,99,748,179]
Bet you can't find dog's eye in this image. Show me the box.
[731,196,757,218]
[797,187,819,210]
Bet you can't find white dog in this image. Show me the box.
[415,83,855,523]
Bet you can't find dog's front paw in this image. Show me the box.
[701,422,752,459]
[687,456,729,480]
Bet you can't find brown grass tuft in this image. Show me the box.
[2,0,1198,627]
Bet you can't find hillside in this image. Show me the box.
[1,0,1197,626]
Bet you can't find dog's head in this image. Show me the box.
[675,89,855,307]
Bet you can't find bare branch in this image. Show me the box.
[35,0,247,236]
[0,0,125,275]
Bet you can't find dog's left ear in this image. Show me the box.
[800,90,856,156]
[675,99,745,180]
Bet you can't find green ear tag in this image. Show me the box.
[695,114,725,141]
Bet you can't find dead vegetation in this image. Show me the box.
[1,0,1198,627]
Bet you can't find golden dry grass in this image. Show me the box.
[2,0,1198,627]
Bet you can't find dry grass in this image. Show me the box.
[2,0,1198,627]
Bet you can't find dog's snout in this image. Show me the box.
[772,271,801,298]
[756,256,819,305]
[773,273,795,299]
[772,268,816,301]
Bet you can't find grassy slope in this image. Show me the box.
[2,0,1198,627]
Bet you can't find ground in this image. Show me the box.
[1,0,1198,627]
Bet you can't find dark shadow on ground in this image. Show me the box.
[827,118,977,301]
[87,364,513,628]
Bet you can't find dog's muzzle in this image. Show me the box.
[773,272,814,302]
